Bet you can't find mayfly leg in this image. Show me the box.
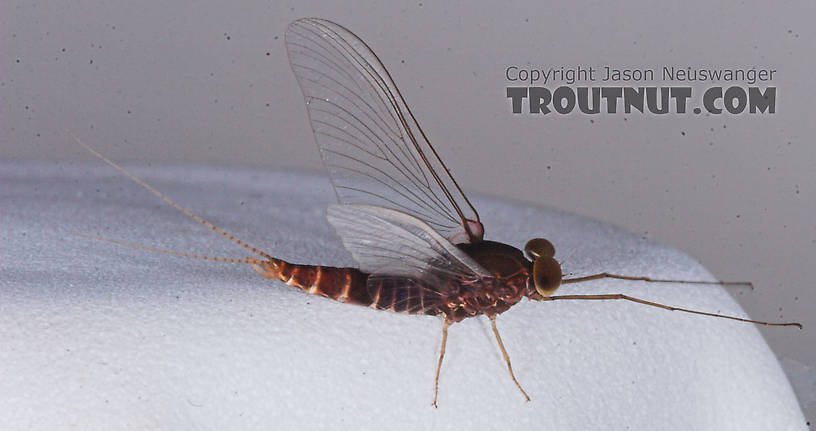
[489,315,530,402]
[432,319,451,408]
[563,273,753,289]
[541,294,802,328]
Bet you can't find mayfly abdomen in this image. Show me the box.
[368,278,440,315]
[254,259,371,306]
[255,258,443,316]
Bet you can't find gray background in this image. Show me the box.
[3,0,814,422]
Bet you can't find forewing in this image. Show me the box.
[285,18,484,243]
[326,204,493,312]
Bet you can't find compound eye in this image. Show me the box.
[532,256,562,297]
[524,238,556,260]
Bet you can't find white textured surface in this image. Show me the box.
[0,161,805,430]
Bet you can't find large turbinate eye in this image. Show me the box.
[525,238,561,297]
[524,238,555,260]
[532,256,562,297]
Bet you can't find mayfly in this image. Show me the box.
[75,18,801,408]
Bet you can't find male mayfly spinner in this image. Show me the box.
[75,18,801,407]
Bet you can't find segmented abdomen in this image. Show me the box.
[253,258,443,315]
[254,258,372,306]
[366,277,442,314]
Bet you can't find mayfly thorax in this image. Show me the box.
[74,18,801,408]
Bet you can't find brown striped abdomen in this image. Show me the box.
[252,258,444,316]
[253,258,372,306]
[366,277,443,315]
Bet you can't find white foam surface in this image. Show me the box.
[0,161,805,430]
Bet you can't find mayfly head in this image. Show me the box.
[524,238,562,298]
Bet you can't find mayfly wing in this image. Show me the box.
[285,18,484,244]
[326,204,493,312]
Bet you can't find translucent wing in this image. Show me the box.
[285,18,484,244]
[326,204,493,312]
